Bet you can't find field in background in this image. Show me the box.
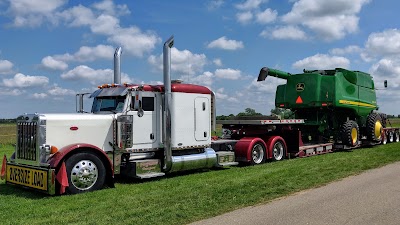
[0,124,16,146]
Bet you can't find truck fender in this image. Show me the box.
[266,136,287,160]
[47,143,114,187]
[234,137,267,162]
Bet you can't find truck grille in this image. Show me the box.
[17,122,37,161]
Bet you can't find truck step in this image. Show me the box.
[136,172,166,179]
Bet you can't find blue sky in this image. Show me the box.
[0,0,400,118]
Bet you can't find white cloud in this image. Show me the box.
[282,0,370,41]
[61,65,132,84]
[235,0,266,11]
[370,58,400,88]
[181,71,214,87]
[215,88,239,102]
[207,0,224,10]
[41,44,115,70]
[93,0,130,16]
[213,58,223,66]
[0,88,25,96]
[207,36,244,50]
[256,8,277,24]
[58,5,95,27]
[329,45,362,55]
[293,54,350,70]
[263,26,306,40]
[41,56,68,70]
[215,68,242,80]
[108,27,160,57]
[7,0,66,27]
[48,85,76,96]
[364,29,400,59]
[236,11,253,24]
[0,60,14,74]
[148,47,207,75]
[248,77,286,94]
[32,93,48,99]
[3,73,49,88]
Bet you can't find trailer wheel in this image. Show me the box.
[388,131,394,143]
[341,120,359,147]
[366,113,382,142]
[250,142,266,165]
[65,152,106,194]
[267,136,286,161]
[394,131,400,142]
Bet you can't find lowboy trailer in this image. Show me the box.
[1,36,399,195]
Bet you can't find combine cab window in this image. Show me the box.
[92,97,125,113]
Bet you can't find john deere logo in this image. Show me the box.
[296,83,305,91]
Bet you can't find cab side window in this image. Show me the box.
[132,97,154,111]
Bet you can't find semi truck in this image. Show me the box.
[1,36,399,195]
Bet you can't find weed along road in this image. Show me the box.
[190,161,400,225]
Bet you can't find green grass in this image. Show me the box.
[1,142,400,225]
[387,117,400,127]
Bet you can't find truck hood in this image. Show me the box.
[41,113,116,152]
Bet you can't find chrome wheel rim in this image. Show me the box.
[273,142,284,160]
[252,144,264,164]
[71,160,98,190]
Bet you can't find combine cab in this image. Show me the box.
[258,67,391,148]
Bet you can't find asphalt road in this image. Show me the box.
[190,161,400,225]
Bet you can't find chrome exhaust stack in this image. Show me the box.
[163,36,174,172]
[114,47,122,84]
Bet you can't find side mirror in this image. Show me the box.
[384,80,387,88]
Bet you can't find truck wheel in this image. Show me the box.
[366,113,383,142]
[250,142,266,165]
[65,152,106,194]
[341,120,359,147]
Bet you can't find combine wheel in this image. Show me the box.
[366,113,383,142]
[250,142,266,165]
[340,120,359,147]
[65,152,106,194]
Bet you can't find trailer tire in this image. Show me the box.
[65,152,106,194]
[394,131,400,143]
[341,120,359,147]
[366,113,383,142]
[267,136,286,161]
[250,142,266,165]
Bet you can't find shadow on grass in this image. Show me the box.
[0,183,49,199]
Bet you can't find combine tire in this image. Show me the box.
[341,120,359,147]
[366,113,383,142]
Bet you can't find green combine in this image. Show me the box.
[257,67,386,147]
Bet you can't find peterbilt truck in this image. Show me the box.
[2,37,399,195]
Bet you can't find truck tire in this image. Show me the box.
[366,113,383,142]
[341,120,359,147]
[267,136,286,161]
[250,142,266,165]
[65,152,106,194]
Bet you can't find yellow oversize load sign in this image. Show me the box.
[6,164,48,191]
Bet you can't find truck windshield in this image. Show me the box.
[92,96,125,113]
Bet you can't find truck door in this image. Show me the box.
[131,92,159,148]
[194,97,210,141]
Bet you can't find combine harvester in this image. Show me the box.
[1,37,399,195]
